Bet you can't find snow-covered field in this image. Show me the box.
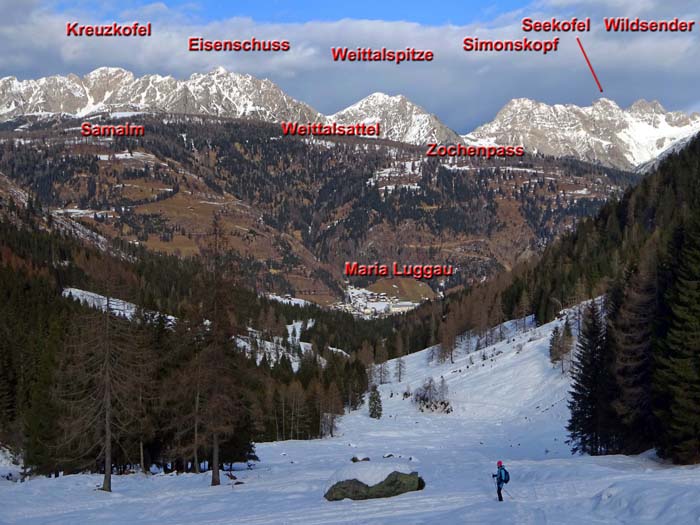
[267,294,311,307]
[2,311,700,524]
[61,288,177,326]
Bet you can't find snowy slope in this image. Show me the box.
[236,320,349,372]
[635,130,700,174]
[2,305,700,524]
[61,288,176,326]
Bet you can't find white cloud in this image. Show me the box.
[0,0,698,131]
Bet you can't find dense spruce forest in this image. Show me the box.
[498,134,700,464]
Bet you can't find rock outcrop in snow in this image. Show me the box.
[324,463,424,501]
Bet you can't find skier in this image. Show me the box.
[491,460,509,501]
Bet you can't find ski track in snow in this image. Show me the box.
[2,309,700,524]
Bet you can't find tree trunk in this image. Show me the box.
[211,434,220,486]
[139,440,146,475]
[102,381,112,492]
[319,398,323,438]
[282,397,286,441]
[274,406,279,441]
[194,386,200,474]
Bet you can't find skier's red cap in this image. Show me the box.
[497,460,503,467]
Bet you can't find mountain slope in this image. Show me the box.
[464,98,700,170]
[1,114,637,301]
[330,92,462,144]
[510,131,700,324]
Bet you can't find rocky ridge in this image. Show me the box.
[2,67,699,169]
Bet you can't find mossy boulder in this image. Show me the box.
[324,471,425,501]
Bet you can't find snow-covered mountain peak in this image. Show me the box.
[628,98,665,114]
[331,92,413,115]
[84,67,132,78]
[464,97,700,169]
[2,68,699,167]
[331,92,462,144]
[362,92,407,104]
[0,67,322,123]
[591,97,621,110]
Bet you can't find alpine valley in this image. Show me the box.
[3,52,700,525]
[0,67,697,305]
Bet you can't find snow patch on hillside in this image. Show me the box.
[61,288,176,326]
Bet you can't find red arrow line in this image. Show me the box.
[576,37,603,93]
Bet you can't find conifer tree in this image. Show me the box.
[23,317,63,475]
[561,318,573,373]
[128,308,161,475]
[438,314,457,363]
[55,296,141,492]
[376,342,389,384]
[654,215,700,463]
[368,386,382,419]
[322,382,344,437]
[567,301,619,455]
[515,288,531,331]
[357,340,374,368]
[610,261,657,453]
[549,320,574,373]
[549,326,562,364]
[198,214,247,486]
[394,333,406,382]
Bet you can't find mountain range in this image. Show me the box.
[463,97,700,171]
[2,67,699,170]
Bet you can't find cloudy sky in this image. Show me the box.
[1,0,698,131]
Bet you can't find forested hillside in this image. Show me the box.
[0,113,635,300]
[502,134,700,463]
[0,205,373,486]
